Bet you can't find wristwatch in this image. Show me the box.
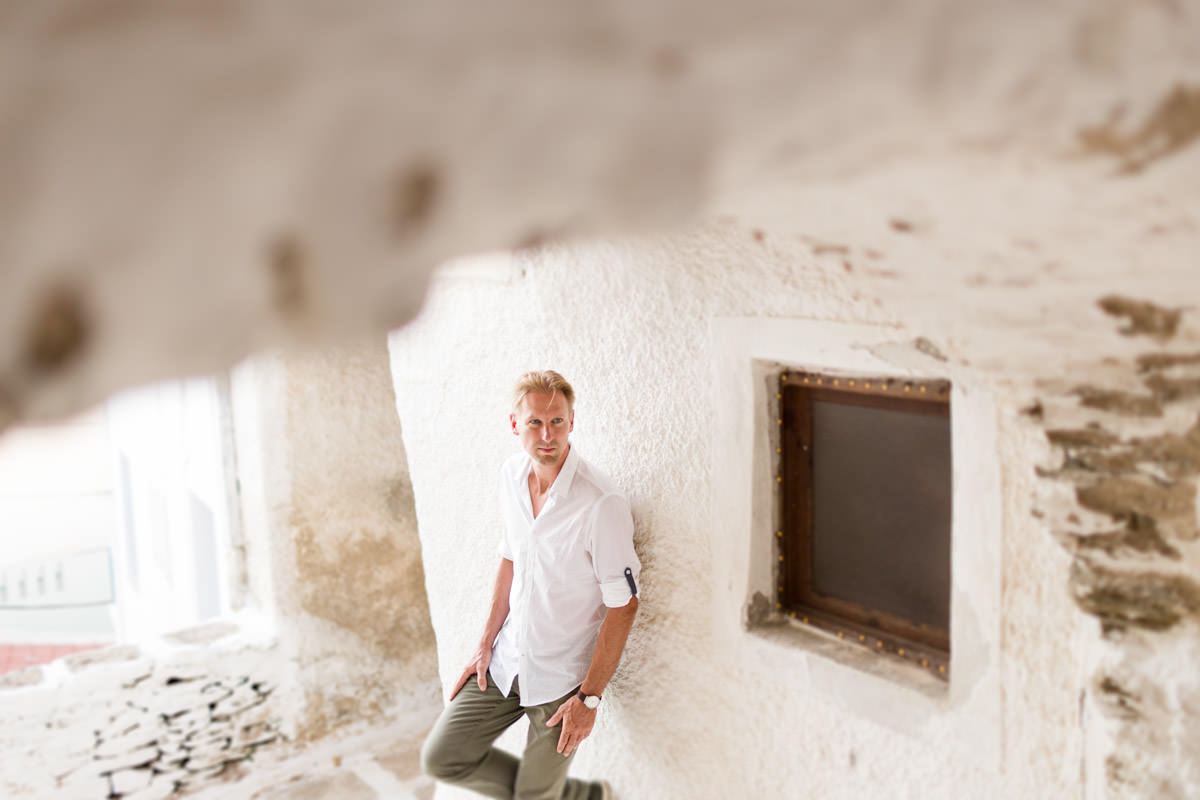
[577,690,602,709]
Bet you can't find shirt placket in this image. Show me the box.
[519,494,556,695]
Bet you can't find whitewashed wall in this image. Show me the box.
[388,232,1087,800]
[0,1,1196,795]
[231,344,440,743]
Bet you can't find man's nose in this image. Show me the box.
[541,426,553,441]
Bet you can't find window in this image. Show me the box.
[777,371,952,677]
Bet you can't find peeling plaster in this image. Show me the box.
[1071,514,1182,561]
[1072,385,1163,417]
[1079,84,1200,174]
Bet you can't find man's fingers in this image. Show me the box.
[476,666,487,691]
[546,706,564,727]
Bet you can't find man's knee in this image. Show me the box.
[421,733,471,782]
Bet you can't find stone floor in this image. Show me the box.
[187,703,441,800]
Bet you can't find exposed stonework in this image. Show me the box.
[64,645,142,670]
[1037,299,1200,798]
[0,621,288,799]
[1070,560,1200,632]
[0,666,44,689]
[1071,386,1163,417]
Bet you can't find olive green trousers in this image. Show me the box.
[421,673,597,800]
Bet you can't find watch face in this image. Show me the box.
[584,695,601,709]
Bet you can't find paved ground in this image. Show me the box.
[188,704,441,800]
[0,642,103,675]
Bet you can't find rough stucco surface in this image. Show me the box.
[388,231,1090,800]
[0,0,1196,796]
[1,0,1197,426]
[235,344,439,742]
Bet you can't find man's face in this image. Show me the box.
[511,391,574,467]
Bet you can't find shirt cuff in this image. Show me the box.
[599,577,636,608]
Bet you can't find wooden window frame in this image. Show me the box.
[777,371,952,673]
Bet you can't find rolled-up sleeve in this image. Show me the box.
[590,493,640,608]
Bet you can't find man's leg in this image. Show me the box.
[512,688,597,800]
[421,672,526,799]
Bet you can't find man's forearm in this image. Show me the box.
[579,597,638,696]
[479,558,514,648]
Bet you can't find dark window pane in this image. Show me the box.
[809,400,951,630]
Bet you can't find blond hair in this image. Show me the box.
[512,370,576,413]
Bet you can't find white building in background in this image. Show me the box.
[105,377,240,643]
[0,407,118,644]
[0,377,237,648]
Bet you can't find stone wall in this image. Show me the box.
[1031,307,1200,800]
[0,620,286,800]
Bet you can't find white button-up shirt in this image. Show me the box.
[490,445,640,706]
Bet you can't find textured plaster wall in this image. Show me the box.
[0,1,1197,796]
[1,0,1196,429]
[231,343,438,742]
[388,231,1087,800]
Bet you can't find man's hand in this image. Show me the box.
[545,695,597,757]
[449,645,492,700]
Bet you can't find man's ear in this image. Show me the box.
[569,410,575,432]
[510,413,518,435]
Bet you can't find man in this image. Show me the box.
[422,370,640,800]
